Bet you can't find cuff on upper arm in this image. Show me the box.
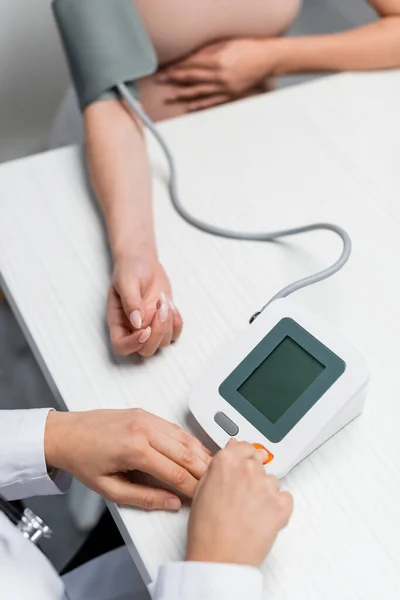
[0,409,71,500]
[97,80,139,102]
[153,562,263,600]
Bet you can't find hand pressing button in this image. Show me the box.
[252,443,274,465]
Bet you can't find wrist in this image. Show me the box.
[111,229,158,266]
[44,411,76,472]
[265,36,338,77]
[259,37,292,77]
[112,242,158,269]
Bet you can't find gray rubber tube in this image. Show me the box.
[117,83,352,322]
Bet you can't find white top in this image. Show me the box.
[0,409,262,600]
[1,71,400,598]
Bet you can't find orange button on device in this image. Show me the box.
[253,443,274,465]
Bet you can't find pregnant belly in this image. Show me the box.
[135,0,301,121]
[136,0,301,65]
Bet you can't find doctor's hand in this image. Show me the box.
[186,440,293,567]
[45,409,211,511]
[160,39,276,113]
[107,255,183,357]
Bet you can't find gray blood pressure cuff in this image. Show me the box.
[52,0,158,110]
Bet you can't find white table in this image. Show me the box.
[1,71,400,599]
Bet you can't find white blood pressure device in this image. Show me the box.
[53,0,370,477]
[190,297,369,477]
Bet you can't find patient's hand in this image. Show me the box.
[107,255,183,356]
[159,39,275,113]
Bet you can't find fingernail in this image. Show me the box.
[159,292,169,323]
[159,305,169,323]
[130,310,142,329]
[164,497,181,511]
[138,327,151,344]
[169,300,178,315]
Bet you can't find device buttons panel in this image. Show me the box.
[253,443,274,465]
[214,412,239,436]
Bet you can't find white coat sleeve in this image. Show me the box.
[153,562,264,600]
[0,409,71,500]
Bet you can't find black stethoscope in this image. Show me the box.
[0,495,52,545]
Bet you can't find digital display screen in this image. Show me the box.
[238,337,325,424]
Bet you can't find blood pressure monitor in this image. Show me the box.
[190,298,370,477]
[52,0,370,478]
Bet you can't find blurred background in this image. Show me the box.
[0,0,376,571]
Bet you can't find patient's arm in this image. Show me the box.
[84,99,183,357]
[264,0,400,76]
[160,0,400,113]
[84,99,155,265]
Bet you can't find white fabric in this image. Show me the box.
[0,408,71,500]
[0,409,264,599]
[153,562,263,600]
[0,512,65,600]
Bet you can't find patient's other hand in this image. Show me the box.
[107,255,183,356]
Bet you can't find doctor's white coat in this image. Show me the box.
[0,408,263,600]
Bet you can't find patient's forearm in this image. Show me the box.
[270,16,400,75]
[84,100,157,264]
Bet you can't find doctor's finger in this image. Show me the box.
[101,476,182,511]
[151,416,211,459]
[151,432,211,480]
[224,440,259,461]
[142,447,198,498]
[142,411,211,457]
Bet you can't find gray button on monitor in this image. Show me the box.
[214,412,239,436]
